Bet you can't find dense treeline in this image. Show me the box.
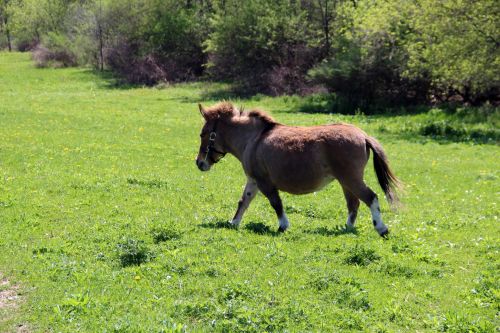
[0,0,498,110]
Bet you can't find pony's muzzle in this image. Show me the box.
[196,159,211,171]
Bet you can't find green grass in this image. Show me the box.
[0,52,498,332]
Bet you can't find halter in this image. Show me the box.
[203,121,226,163]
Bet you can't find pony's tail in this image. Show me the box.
[366,136,402,207]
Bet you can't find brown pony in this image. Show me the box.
[195,102,400,237]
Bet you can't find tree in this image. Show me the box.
[404,0,500,102]
[0,0,12,51]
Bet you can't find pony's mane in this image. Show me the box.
[203,101,236,121]
[203,102,277,126]
[247,109,277,125]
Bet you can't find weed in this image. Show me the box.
[344,244,381,266]
[390,239,413,254]
[116,237,152,267]
[437,312,495,332]
[127,178,170,189]
[150,225,181,243]
[371,261,418,278]
[309,272,341,291]
[472,270,499,309]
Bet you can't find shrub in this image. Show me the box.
[104,42,168,85]
[93,0,208,85]
[31,32,77,68]
[205,0,319,94]
[32,44,77,68]
[16,39,37,52]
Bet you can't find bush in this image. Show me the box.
[16,39,37,52]
[205,0,319,94]
[266,44,319,95]
[308,2,430,113]
[104,41,168,85]
[32,45,77,68]
[31,32,77,68]
[96,0,207,85]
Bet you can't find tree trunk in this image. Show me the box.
[317,0,332,58]
[97,0,104,71]
[6,27,11,51]
[3,16,11,51]
[98,25,104,71]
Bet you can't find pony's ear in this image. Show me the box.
[198,103,207,120]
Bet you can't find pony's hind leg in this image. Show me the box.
[368,195,389,237]
[343,181,389,237]
[342,187,360,229]
[257,182,289,232]
[231,178,259,227]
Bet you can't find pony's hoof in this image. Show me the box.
[346,224,356,231]
[379,228,390,238]
[277,226,287,233]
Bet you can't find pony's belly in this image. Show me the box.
[276,174,335,195]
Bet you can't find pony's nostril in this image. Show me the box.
[196,160,206,170]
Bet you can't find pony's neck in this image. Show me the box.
[223,120,265,161]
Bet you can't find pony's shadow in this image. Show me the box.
[198,220,280,236]
[303,225,358,237]
[244,221,280,236]
[198,220,237,230]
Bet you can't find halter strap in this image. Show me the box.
[203,121,226,162]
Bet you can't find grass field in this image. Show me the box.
[0,52,498,332]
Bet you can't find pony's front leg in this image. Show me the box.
[231,179,258,227]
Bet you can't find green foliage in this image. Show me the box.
[3,0,498,105]
[309,0,499,109]
[205,0,317,93]
[473,270,500,310]
[144,1,208,78]
[404,0,500,99]
[7,0,75,47]
[309,1,427,111]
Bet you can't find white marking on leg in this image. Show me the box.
[231,179,258,227]
[279,212,289,231]
[370,198,388,235]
